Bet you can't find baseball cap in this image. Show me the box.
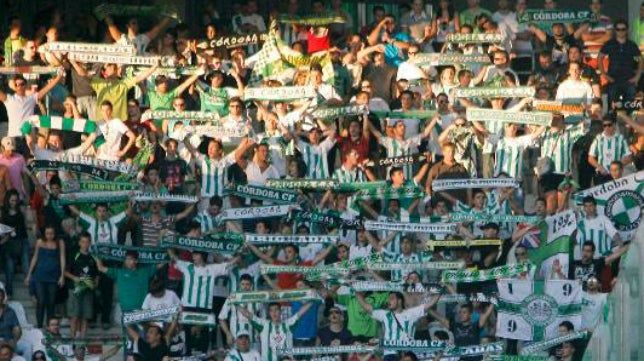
[237,330,251,338]
[1,137,15,150]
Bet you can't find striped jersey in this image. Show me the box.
[455,200,500,237]
[494,134,535,181]
[195,152,236,198]
[174,260,229,309]
[224,349,262,361]
[539,123,586,174]
[332,165,367,183]
[589,133,631,170]
[371,305,426,355]
[487,190,514,238]
[195,211,219,234]
[251,315,300,361]
[296,137,336,179]
[78,212,127,245]
[227,263,261,292]
[379,135,422,180]
[383,251,421,282]
[576,214,619,258]
[218,298,260,340]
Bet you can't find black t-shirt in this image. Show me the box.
[569,258,606,290]
[450,321,480,347]
[601,39,641,82]
[137,338,168,361]
[317,326,353,346]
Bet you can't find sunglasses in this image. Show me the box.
[602,123,614,128]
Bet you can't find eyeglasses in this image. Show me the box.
[602,123,614,128]
[615,27,627,31]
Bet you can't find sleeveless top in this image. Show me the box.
[33,243,61,283]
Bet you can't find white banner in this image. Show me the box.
[432,178,519,191]
[466,108,552,126]
[39,42,135,55]
[363,220,457,234]
[218,204,294,220]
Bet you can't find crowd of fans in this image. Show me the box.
[0,0,642,360]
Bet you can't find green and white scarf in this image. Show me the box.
[278,345,377,356]
[410,53,491,66]
[208,33,268,49]
[131,193,198,203]
[93,3,179,21]
[351,185,425,202]
[454,86,535,99]
[368,261,465,271]
[243,86,317,101]
[293,210,362,230]
[58,191,132,204]
[441,263,530,283]
[189,125,248,139]
[217,204,294,221]
[39,41,135,55]
[363,220,456,234]
[245,234,337,245]
[446,33,504,43]
[29,160,114,181]
[225,183,297,204]
[488,356,550,361]
[63,180,139,193]
[141,110,219,122]
[277,15,346,25]
[60,154,138,176]
[381,339,447,351]
[160,234,244,254]
[519,330,589,355]
[377,155,424,167]
[372,110,436,119]
[180,312,216,326]
[449,213,541,223]
[267,179,386,191]
[90,244,169,263]
[466,108,552,126]
[260,264,350,277]
[518,9,593,24]
[228,288,320,304]
[427,239,503,251]
[22,115,106,147]
[122,305,180,325]
[311,105,368,120]
[68,52,174,67]
[432,178,519,191]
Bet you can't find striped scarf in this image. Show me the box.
[22,115,106,147]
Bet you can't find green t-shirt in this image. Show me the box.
[148,88,179,111]
[337,290,389,338]
[459,7,492,28]
[199,86,238,115]
[91,76,137,121]
[106,266,157,312]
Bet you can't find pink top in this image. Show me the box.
[0,154,26,196]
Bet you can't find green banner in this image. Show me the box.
[292,210,362,229]
[244,234,337,245]
[93,3,179,21]
[277,15,346,25]
[442,263,530,283]
[311,105,368,120]
[180,312,216,326]
[58,191,132,205]
[39,41,135,55]
[29,160,113,180]
[518,9,593,24]
[449,213,541,223]
[466,108,552,126]
[266,179,387,192]
[0,66,58,74]
[141,110,218,122]
[278,345,378,356]
[160,234,243,254]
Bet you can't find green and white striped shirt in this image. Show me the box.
[195,211,219,234]
[539,123,586,174]
[589,133,631,170]
[175,260,229,309]
[379,135,422,181]
[251,315,300,361]
[455,199,500,237]
[296,137,336,179]
[332,165,367,183]
[494,134,535,181]
[577,214,619,258]
[218,298,260,340]
[78,212,127,245]
[383,252,421,282]
[371,305,426,355]
[196,152,236,198]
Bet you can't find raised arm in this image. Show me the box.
[294,301,313,319]
[234,304,255,321]
[367,19,387,46]
[134,63,159,84]
[37,68,64,101]
[175,66,206,95]
[478,303,495,328]
[427,307,450,328]
[58,239,66,287]
[356,293,374,313]
[311,243,335,266]
[605,242,629,264]
[528,24,547,43]
[247,244,275,264]
[104,15,124,43]
[144,17,172,42]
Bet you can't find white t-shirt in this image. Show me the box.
[6,93,38,137]
[142,290,181,324]
[245,161,280,186]
[556,79,594,105]
[117,33,151,55]
[97,118,129,161]
[581,291,607,330]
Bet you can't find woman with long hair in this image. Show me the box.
[433,0,460,52]
[0,189,28,297]
[25,224,65,328]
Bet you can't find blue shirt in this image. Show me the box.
[384,32,412,66]
[291,301,319,340]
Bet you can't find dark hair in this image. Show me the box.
[613,18,628,29]
[601,114,616,123]
[2,189,21,212]
[268,302,281,310]
[78,231,91,242]
[373,5,385,14]
[11,74,26,83]
[582,195,596,205]
[32,350,47,360]
[437,0,455,20]
[582,240,596,252]
[155,75,168,86]
[390,291,405,306]
[610,160,623,169]
[126,250,139,259]
[436,92,449,100]
[284,243,300,255]
[434,330,449,340]
[559,320,575,331]
[210,196,223,208]
[389,166,404,178]
[100,100,113,109]
[461,303,474,314]
[95,202,109,210]
[240,273,253,282]
[49,175,62,188]
[145,164,160,174]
